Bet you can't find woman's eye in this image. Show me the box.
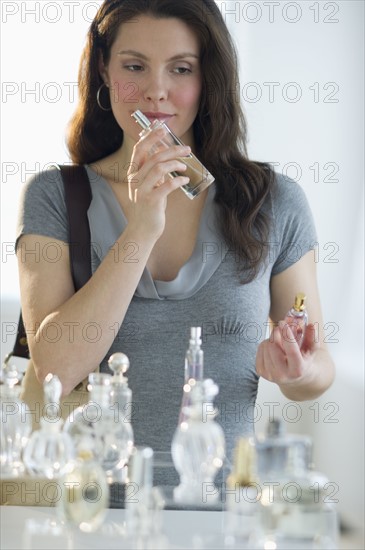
[173,67,192,75]
[124,64,143,72]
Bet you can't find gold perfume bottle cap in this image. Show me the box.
[226,437,256,488]
[293,293,306,312]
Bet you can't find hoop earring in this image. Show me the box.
[96,83,112,111]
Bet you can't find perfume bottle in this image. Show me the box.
[23,373,75,479]
[172,379,226,504]
[225,438,260,542]
[0,363,32,477]
[131,110,215,199]
[284,292,308,347]
[58,436,110,533]
[178,326,204,424]
[255,419,312,482]
[108,353,134,479]
[126,446,166,544]
[254,420,339,549]
[64,369,133,482]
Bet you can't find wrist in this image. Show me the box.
[118,223,157,254]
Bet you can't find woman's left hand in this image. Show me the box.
[256,321,320,391]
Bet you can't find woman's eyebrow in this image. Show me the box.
[117,49,199,61]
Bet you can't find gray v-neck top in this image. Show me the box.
[16,166,317,484]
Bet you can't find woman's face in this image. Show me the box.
[100,15,202,148]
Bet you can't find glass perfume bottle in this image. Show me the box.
[0,363,32,478]
[23,373,75,479]
[172,378,226,504]
[126,446,167,545]
[255,419,312,482]
[58,436,110,533]
[225,437,260,543]
[254,420,339,549]
[284,292,308,347]
[131,110,215,199]
[108,353,134,479]
[178,326,204,424]
[64,368,133,482]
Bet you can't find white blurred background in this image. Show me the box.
[1,0,364,542]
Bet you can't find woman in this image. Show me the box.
[17,0,334,479]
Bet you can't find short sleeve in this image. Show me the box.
[271,173,317,276]
[16,167,68,249]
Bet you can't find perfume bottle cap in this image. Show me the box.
[108,352,130,378]
[294,292,306,312]
[266,418,285,438]
[190,326,202,345]
[131,110,152,130]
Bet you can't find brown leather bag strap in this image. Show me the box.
[6,165,92,362]
[60,164,92,290]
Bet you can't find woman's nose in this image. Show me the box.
[142,73,168,102]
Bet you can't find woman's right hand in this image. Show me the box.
[126,126,191,241]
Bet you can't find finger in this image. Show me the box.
[278,321,303,361]
[130,159,189,197]
[131,131,191,173]
[129,146,190,193]
[152,174,190,198]
[301,323,320,354]
[130,126,168,167]
[256,341,275,381]
[266,338,289,375]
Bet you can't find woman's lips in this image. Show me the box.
[143,112,174,123]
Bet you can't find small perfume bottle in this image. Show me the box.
[58,436,110,533]
[0,363,32,477]
[172,379,225,504]
[23,373,75,479]
[284,292,308,347]
[178,326,204,424]
[131,110,215,199]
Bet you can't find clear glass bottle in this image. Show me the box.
[225,438,260,543]
[58,436,109,533]
[254,420,339,549]
[126,446,166,545]
[0,363,32,477]
[64,368,133,482]
[255,419,312,482]
[23,373,75,479]
[131,110,215,199]
[108,353,134,479]
[172,378,226,504]
[284,292,308,347]
[178,326,204,424]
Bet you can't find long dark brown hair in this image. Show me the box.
[67,0,276,282]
